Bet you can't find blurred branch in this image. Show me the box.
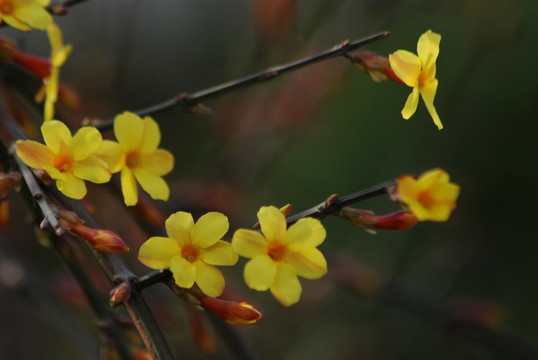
[93,31,390,131]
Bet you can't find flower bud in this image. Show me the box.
[109,280,132,307]
[372,210,418,230]
[198,296,262,326]
[279,203,292,218]
[70,222,129,253]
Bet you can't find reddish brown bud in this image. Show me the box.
[109,281,132,306]
[0,172,21,198]
[279,204,292,218]
[198,296,262,326]
[70,222,129,253]
[372,210,418,230]
[0,200,9,228]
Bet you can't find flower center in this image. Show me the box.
[181,245,199,263]
[53,154,73,173]
[417,190,435,210]
[267,242,287,261]
[0,1,14,15]
[125,151,141,169]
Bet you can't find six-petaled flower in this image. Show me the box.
[15,120,111,199]
[397,168,460,221]
[138,211,238,297]
[232,206,327,306]
[389,29,443,130]
[96,111,174,206]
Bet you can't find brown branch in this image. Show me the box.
[0,108,175,360]
[93,31,391,132]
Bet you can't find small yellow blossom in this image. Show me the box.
[389,30,443,130]
[397,168,460,222]
[15,120,111,199]
[232,206,327,306]
[43,22,72,122]
[0,0,52,31]
[138,211,238,297]
[96,111,174,206]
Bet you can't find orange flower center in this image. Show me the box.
[267,242,286,261]
[181,245,199,263]
[125,151,140,169]
[0,1,14,15]
[417,190,435,210]
[53,154,74,173]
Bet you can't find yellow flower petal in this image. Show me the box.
[56,172,86,199]
[258,206,286,243]
[15,140,53,169]
[140,116,161,155]
[191,212,229,249]
[2,14,31,31]
[42,120,71,154]
[165,211,194,247]
[70,126,103,161]
[231,229,267,258]
[139,149,174,176]
[194,261,225,297]
[285,247,327,279]
[389,50,421,87]
[43,165,64,181]
[200,240,238,266]
[15,6,52,31]
[120,167,138,206]
[270,263,301,306]
[420,78,443,130]
[417,29,441,72]
[284,218,326,247]
[133,168,170,201]
[244,255,276,291]
[114,112,144,152]
[170,256,196,289]
[96,140,124,173]
[138,236,180,269]
[72,156,111,184]
[401,86,420,119]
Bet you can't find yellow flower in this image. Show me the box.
[43,22,72,122]
[389,30,443,130]
[0,0,52,31]
[232,206,327,306]
[15,120,111,199]
[96,111,174,206]
[138,211,238,297]
[397,168,460,222]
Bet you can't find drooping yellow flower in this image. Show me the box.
[232,206,327,306]
[389,30,443,130]
[0,0,52,31]
[397,168,460,222]
[138,211,238,297]
[43,22,72,122]
[96,111,174,206]
[15,120,111,199]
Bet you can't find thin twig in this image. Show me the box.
[94,31,390,132]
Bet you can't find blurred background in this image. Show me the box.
[1,0,537,359]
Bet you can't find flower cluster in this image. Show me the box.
[15,112,174,204]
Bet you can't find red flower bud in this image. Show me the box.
[373,210,418,230]
[198,296,262,326]
[70,222,129,253]
[109,280,132,306]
